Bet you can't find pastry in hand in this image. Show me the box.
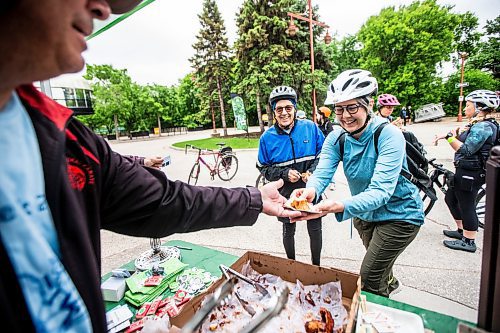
[290,197,312,211]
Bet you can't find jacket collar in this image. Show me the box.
[274,119,297,135]
[16,84,73,131]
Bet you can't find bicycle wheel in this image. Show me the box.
[188,163,200,185]
[217,154,238,181]
[420,186,437,216]
[255,174,270,188]
[476,186,486,229]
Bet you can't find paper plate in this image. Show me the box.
[356,301,425,333]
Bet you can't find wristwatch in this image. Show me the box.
[445,132,454,140]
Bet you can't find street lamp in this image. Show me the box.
[286,18,299,36]
[287,0,331,123]
[457,51,468,122]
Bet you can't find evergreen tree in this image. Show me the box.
[234,0,332,132]
[190,0,232,136]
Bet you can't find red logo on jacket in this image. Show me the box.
[66,157,95,191]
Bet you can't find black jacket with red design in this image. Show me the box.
[0,85,263,332]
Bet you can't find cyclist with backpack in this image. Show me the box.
[433,90,500,253]
[376,93,408,128]
[375,93,400,124]
[290,69,424,297]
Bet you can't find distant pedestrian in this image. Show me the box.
[296,110,307,119]
[408,105,414,124]
[400,106,408,126]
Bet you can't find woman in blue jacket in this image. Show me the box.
[292,69,424,297]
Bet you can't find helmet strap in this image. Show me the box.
[473,102,480,117]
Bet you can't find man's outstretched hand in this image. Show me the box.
[259,179,304,219]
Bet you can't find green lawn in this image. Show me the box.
[172,137,260,149]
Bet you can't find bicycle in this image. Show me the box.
[255,173,269,188]
[185,143,239,185]
[421,158,487,228]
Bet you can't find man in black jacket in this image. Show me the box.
[0,1,301,332]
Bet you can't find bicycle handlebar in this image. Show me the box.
[428,158,450,173]
[185,144,215,155]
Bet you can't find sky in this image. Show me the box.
[80,0,498,86]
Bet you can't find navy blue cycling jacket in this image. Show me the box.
[257,119,325,198]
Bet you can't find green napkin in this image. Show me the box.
[124,258,187,307]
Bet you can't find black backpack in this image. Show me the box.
[483,118,500,146]
[339,123,437,200]
[477,118,500,168]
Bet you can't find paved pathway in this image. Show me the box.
[102,118,482,323]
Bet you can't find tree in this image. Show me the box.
[452,11,481,63]
[177,74,206,129]
[139,84,184,134]
[234,0,333,132]
[357,0,463,108]
[84,65,131,138]
[327,34,360,76]
[84,64,159,137]
[468,16,500,78]
[440,68,499,115]
[190,0,232,136]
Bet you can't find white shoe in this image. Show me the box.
[389,280,403,299]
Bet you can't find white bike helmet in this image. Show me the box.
[269,86,297,107]
[465,90,500,111]
[325,69,378,105]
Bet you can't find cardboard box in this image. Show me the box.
[171,251,361,332]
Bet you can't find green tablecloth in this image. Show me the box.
[103,240,471,332]
[102,240,237,312]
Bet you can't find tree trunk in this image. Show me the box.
[210,102,217,134]
[114,114,119,140]
[256,90,265,133]
[216,77,228,136]
[157,115,162,137]
[266,104,273,127]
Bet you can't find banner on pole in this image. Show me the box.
[230,93,248,131]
